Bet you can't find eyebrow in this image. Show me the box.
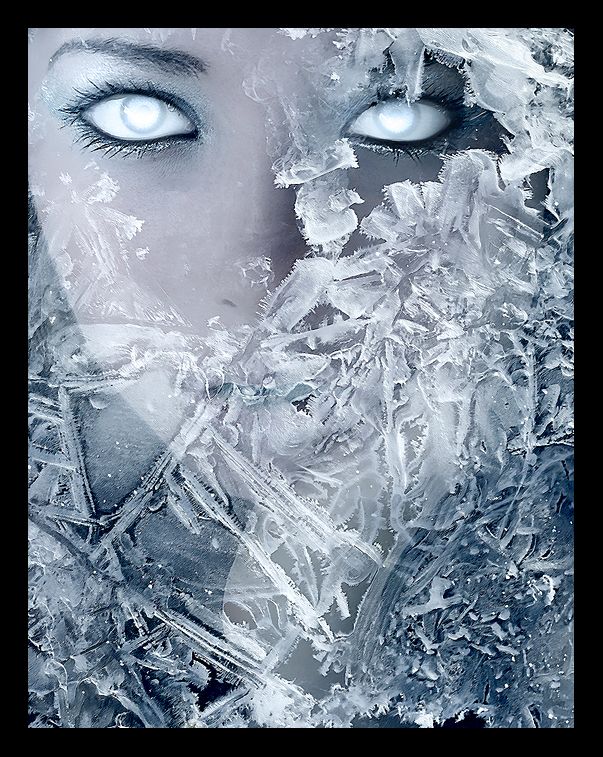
[48,37,208,75]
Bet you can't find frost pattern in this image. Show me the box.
[29,28,573,728]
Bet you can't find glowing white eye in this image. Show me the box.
[348,99,451,143]
[83,94,195,141]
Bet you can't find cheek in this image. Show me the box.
[30,116,302,332]
[352,148,445,220]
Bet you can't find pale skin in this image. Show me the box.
[29,29,313,333]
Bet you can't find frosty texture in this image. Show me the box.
[28,28,573,728]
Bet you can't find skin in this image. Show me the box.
[29,29,310,333]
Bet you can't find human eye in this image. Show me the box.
[84,93,195,141]
[344,56,509,160]
[59,83,200,158]
[348,98,452,145]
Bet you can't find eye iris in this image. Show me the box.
[378,104,416,136]
[120,95,166,134]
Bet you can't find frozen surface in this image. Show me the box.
[28,28,573,727]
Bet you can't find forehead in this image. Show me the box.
[29,28,333,67]
[28,28,343,104]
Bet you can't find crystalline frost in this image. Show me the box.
[28,27,573,728]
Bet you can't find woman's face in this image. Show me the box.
[28,28,507,345]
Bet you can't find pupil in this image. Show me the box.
[121,96,165,134]
[378,104,415,135]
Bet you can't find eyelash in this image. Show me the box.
[59,80,201,159]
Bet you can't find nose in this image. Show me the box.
[219,98,309,285]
